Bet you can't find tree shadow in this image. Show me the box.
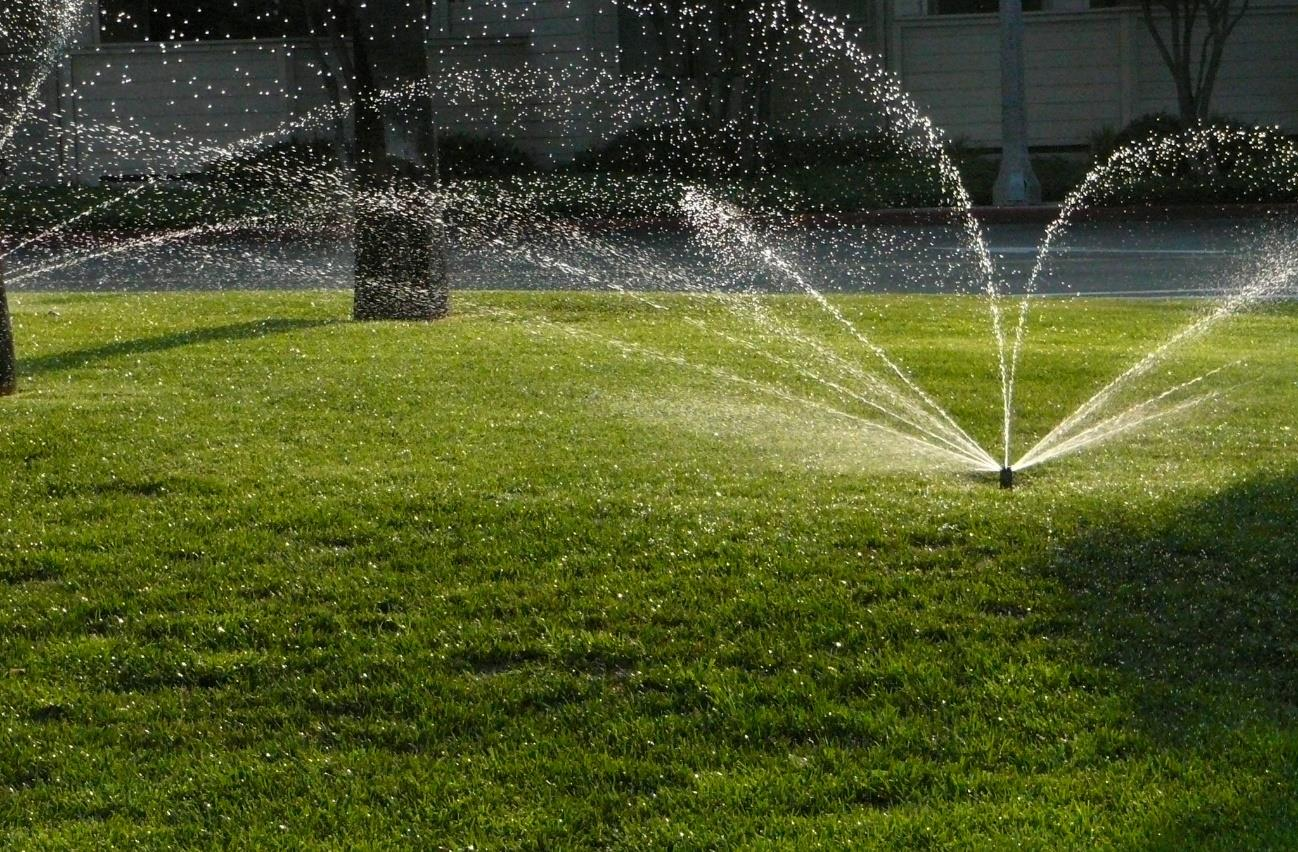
[19,318,336,377]
[1043,471,1298,844]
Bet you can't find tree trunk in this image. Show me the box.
[1,253,15,397]
[351,0,448,321]
[1174,70,1198,127]
[1141,0,1250,128]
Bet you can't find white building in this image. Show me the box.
[889,0,1298,147]
[6,0,1297,183]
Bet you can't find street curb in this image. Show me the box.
[3,203,1295,250]
[792,202,1298,227]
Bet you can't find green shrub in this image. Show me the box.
[1086,114,1298,205]
[201,138,340,189]
[438,133,535,180]
[1090,112,1183,160]
[197,133,538,186]
[573,126,917,180]
[571,124,750,177]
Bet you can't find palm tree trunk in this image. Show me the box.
[1,251,16,396]
[350,0,447,321]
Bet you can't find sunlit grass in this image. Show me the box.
[2,291,1295,847]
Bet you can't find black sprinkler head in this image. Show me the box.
[999,467,1014,489]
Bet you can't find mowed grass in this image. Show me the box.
[1,291,1296,848]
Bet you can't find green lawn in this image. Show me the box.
[2,291,1296,848]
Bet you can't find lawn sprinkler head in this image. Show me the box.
[999,467,1014,490]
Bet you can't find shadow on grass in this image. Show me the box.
[19,318,336,376]
[1045,471,1298,845]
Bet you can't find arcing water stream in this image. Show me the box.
[2,0,1295,484]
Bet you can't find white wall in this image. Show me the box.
[431,0,619,162]
[892,2,1298,147]
[63,40,345,179]
[14,0,1297,182]
[1,68,65,184]
[53,0,627,174]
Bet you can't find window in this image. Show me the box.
[98,0,317,42]
[617,4,666,78]
[928,0,1043,13]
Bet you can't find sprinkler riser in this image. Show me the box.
[1000,467,1014,489]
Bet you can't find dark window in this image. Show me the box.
[98,0,318,42]
[929,0,1043,13]
[617,5,665,78]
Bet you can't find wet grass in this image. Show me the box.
[1,291,1296,847]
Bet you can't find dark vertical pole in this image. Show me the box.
[993,0,1040,206]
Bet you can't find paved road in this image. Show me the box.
[8,217,1294,298]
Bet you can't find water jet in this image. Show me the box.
[1,0,1294,486]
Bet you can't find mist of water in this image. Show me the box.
[2,0,1295,482]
